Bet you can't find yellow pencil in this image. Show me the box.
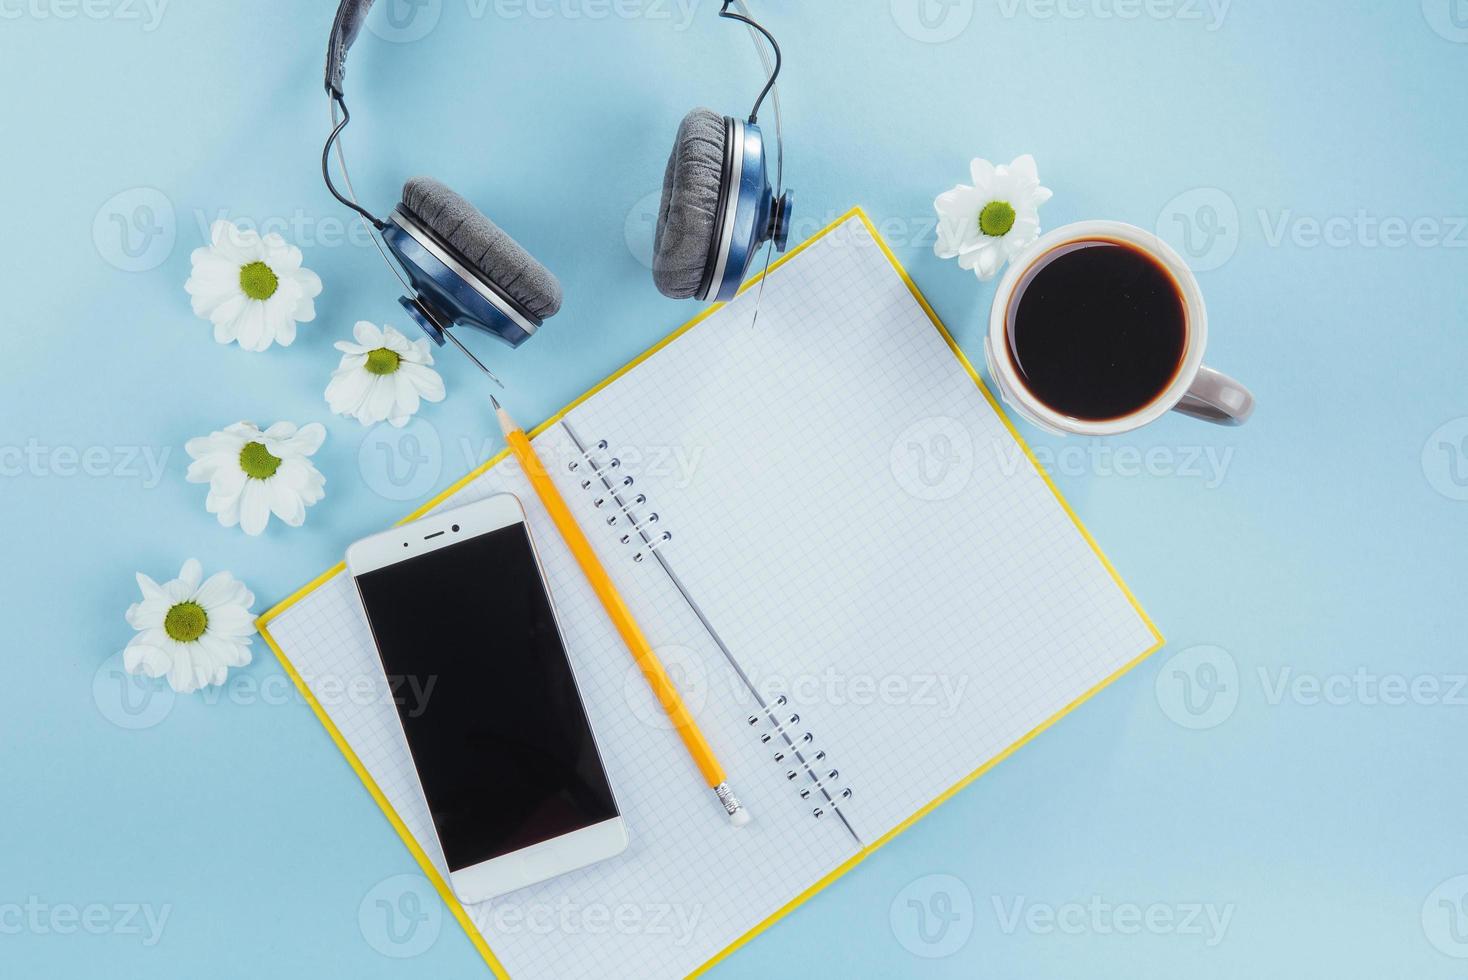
[491,394,750,827]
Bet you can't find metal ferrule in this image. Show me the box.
[714,781,745,816]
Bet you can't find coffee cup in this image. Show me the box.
[985,220,1254,436]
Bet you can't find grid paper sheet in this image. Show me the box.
[564,215,1160,844]
[263,213,1158,979]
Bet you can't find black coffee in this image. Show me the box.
[1006,239,1187,422]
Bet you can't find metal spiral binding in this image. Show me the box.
[747,694,854,821]
[567,429,858,832]
[567,439,673,563]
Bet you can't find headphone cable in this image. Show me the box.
[733,0,783,197]
[327,96,416,295]
[721,1,781,129]
[323,96,389,233]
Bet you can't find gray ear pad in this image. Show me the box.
[400,176,563,321]
[652,108,727,300]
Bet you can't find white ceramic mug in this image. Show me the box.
[985,220,1254,436]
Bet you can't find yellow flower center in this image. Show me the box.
[365,347,402,376]
[239,441,282,480]
[239,261,279,300]
[979,201,1017,237]
[164,601,208,643]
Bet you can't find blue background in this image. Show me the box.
[3,0,1466,976]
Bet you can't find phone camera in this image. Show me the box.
[451,524,460,532]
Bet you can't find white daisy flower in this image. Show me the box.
[934,154,1053,282]
[185,220,323,351]
[325,321,446,428]
[185,421,327,536]
[123,559,255,694]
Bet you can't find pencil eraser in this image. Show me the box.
[730,808,751,828]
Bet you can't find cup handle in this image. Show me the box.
[1174,365,1255,426]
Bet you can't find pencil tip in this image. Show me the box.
[489,393,501,410]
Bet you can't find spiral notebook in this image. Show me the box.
[257,209,1162,979]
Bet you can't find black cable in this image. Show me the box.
[719,1,782,125]
[322,96,386,230]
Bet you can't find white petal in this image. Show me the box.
[326,369,372,418]
[178,559,202,591]
[239,480,271,536]
[974,246,1004,281]
[283,422,326,457]
[234,302,269,352]
[206,604,256,638]
[969,158,997,190]
[126,596,169,630]
[399,362,445,402]
[134,572,165,602]
[353,320,383,348]
[205,467,247,512]
[381,325,414,357]
[1006,153,1040,189]
[364,375,398,424]
[291,266,322,301]
[123,638,172,679]
[194,570,246,610]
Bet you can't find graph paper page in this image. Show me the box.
[564,215,1160,844]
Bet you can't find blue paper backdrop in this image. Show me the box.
[2,1,1466,976]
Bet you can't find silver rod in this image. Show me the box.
[441,328,505,390]
[560,418,862,845]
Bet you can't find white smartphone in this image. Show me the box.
[346,493,629,904]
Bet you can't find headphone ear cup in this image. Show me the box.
[652,108,727,300]
[400,177,562,321]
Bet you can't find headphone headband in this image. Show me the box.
[326,0,376,96]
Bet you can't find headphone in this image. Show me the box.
[321,0,791,353]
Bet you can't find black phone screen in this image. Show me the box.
[353,522,619,871]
